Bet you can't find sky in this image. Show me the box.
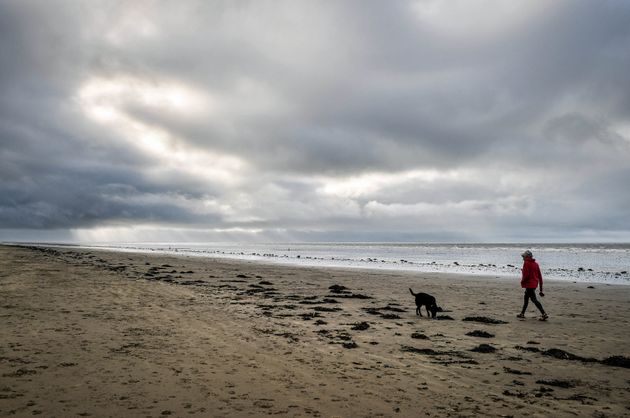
[1,0,630,244]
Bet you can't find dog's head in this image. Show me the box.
[430,306,444,318]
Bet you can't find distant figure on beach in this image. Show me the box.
[517,250,548,321]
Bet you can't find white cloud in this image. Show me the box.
[77,74,248,187]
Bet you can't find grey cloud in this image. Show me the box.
[0,170,221,229]
[1,0,629,242]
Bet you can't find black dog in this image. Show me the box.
[409,288,442,318]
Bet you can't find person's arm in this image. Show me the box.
[521,262,529,286]
[537,264,545,296]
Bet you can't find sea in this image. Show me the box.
[76,242,630,285]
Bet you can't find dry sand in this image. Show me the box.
[1,244,629,417]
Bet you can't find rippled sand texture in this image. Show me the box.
[1,245,629,417]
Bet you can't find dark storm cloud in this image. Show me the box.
[1,0,629,242]
[125,0,630,173]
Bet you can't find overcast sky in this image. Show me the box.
[1,0,629,243]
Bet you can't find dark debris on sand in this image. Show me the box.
[601,355,630,368]
[316,329,358,348]
[466,330,495,338]
[328,293,372,299]
[503,367,532,375]
[536,379,578,388]
[462,316,508,324]
[515,345,540,353]
[379,304,406,313]
[400,346,478,365]
[310,306,342,312]
[470,344,497,353]
[299,298,339,305]
[516,346,630,368]
[327,284,371,299]
[351,322,370,331]
[502,389,527,398]
[541,348,598,363]
[328,284,349,293]
[563,394,598,405]
[362,307,401,319]
[401,346,442,355]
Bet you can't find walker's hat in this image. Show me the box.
[521,250,533,258]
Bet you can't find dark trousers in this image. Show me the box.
[521,288,545,315]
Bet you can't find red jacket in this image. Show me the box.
[521,258,543,289]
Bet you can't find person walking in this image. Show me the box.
[517,250,548,321]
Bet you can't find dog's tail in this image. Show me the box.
[409,288,417,296]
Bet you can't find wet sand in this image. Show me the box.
[1,244,629,417]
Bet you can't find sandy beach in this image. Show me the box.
[1,244,629,417]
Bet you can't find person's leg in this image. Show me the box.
[529,290,546,315]
[520,289,531,315]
